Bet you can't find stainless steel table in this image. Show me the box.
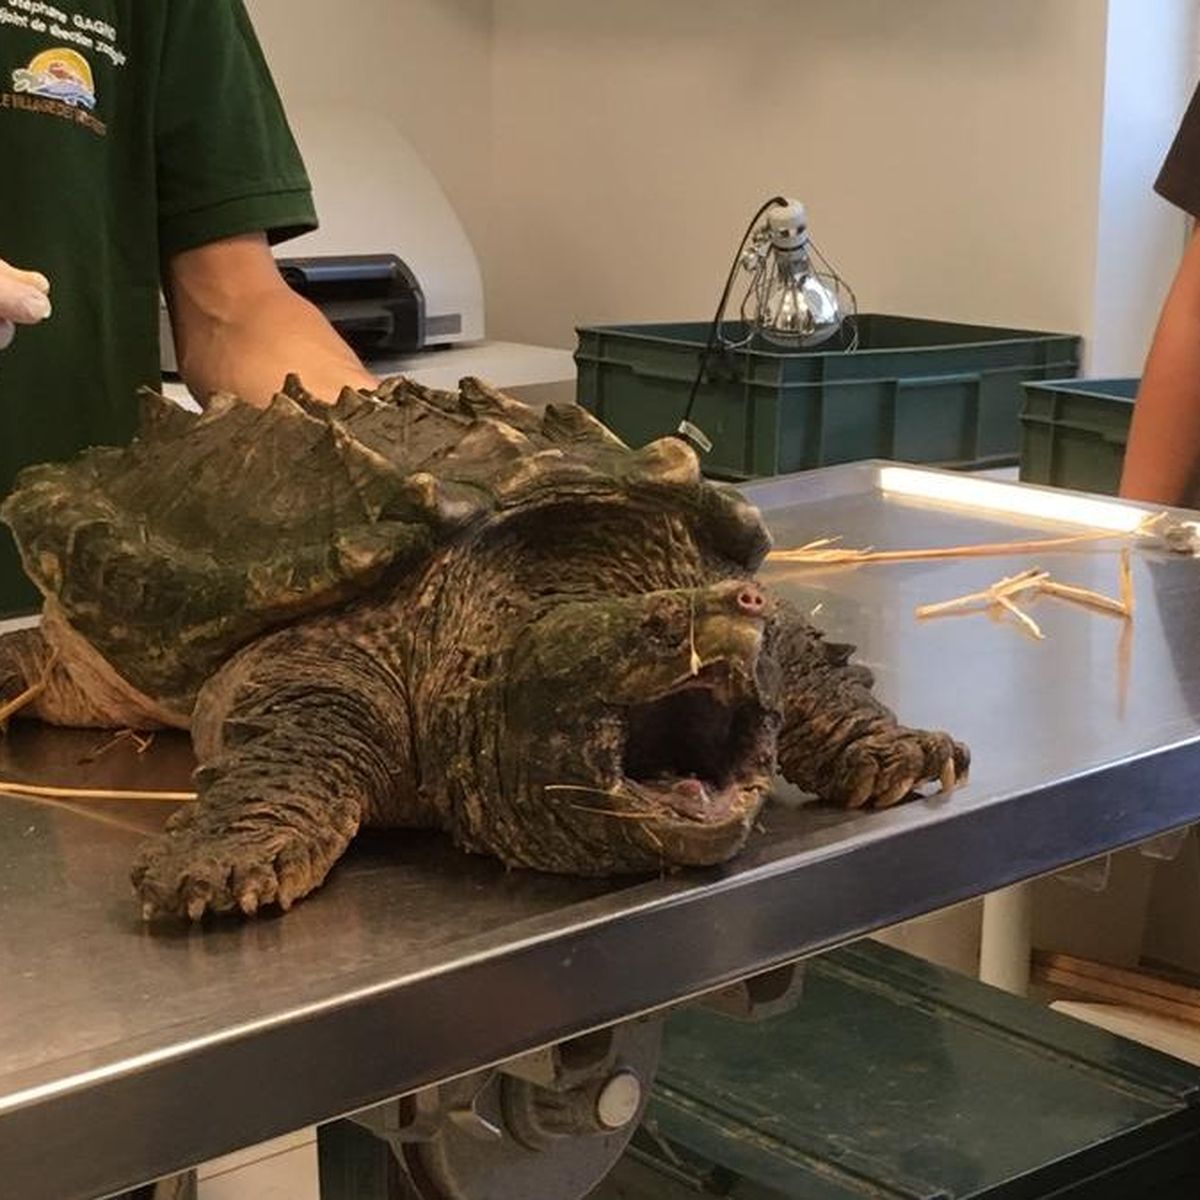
[4,462,1200,1200]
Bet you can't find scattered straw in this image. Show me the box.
[917,557,1134,641]
[78,728,156,765]
[768,514,1167,569]
[769,530,1121,567]
[915,568,1046,619]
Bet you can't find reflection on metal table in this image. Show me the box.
[3,460,1200,1200]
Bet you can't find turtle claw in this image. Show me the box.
[844,776,874,810]
[878,776,916,808]
[826,728,968,811]
[940,758,959,795]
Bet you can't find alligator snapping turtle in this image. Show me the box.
[0,376,967,920]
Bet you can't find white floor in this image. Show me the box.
[194,1129,320,1200]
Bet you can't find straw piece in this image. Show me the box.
[543,783,622,799]
[78,728,156,765]
[0,780,195,802]
[1040,580,1129,618]
[0,649,60,730]
[994,571,1051,598]
[1119,548,1135,617]
[8,790,156,837]
[768,530,1119,566]
[914,569,1046,619]
[914,589,992,619]
[997,595,1045,640]
[567,804,659,822]
[688,591,701,676]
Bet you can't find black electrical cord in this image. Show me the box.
[677,195,788,448]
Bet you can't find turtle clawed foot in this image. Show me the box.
[829,728,969,811]
[131,806,340,923]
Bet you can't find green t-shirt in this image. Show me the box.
[0,0,317,614]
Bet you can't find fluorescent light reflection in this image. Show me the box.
[878,466,1146,534]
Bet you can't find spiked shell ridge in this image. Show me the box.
[1,376,771,711]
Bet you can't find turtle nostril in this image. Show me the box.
[736,585,765,615]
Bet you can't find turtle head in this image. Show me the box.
[407,427,778,875]
[490,579,780,873]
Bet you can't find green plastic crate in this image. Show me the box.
[1019,377,1137,496]
[575,315,1082,480]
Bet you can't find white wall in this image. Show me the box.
[487,0,1114,350]
[246,0,1195,374]
[244,0,493,265]
[1089,0,1194,376]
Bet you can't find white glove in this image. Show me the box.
[0,259,52,351]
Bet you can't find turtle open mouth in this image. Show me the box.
[621,665,769,828]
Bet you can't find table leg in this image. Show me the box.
[979,882,1034,995]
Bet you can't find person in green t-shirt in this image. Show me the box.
[0,1,376,614]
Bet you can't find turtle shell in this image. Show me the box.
[1,376,771,711]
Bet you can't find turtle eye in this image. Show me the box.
[639,596,691,649]
[643,610,670,637]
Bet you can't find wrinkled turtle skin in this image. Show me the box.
[0,376,968,921]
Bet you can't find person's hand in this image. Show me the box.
[0,259,51,350]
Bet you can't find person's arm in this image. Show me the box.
[0,259,51,351]
[1120,227,1200,504]
[166,232,376,406]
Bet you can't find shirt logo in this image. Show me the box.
[1,45,105,135]
[12,46,95,109]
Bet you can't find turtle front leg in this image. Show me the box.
[133,629,413,921]
[772,602,969,809]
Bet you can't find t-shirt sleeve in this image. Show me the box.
[154,0,317,260]
[1156,81,1200,218]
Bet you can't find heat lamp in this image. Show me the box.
[739,199,854,348]
[677,196,856,453]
